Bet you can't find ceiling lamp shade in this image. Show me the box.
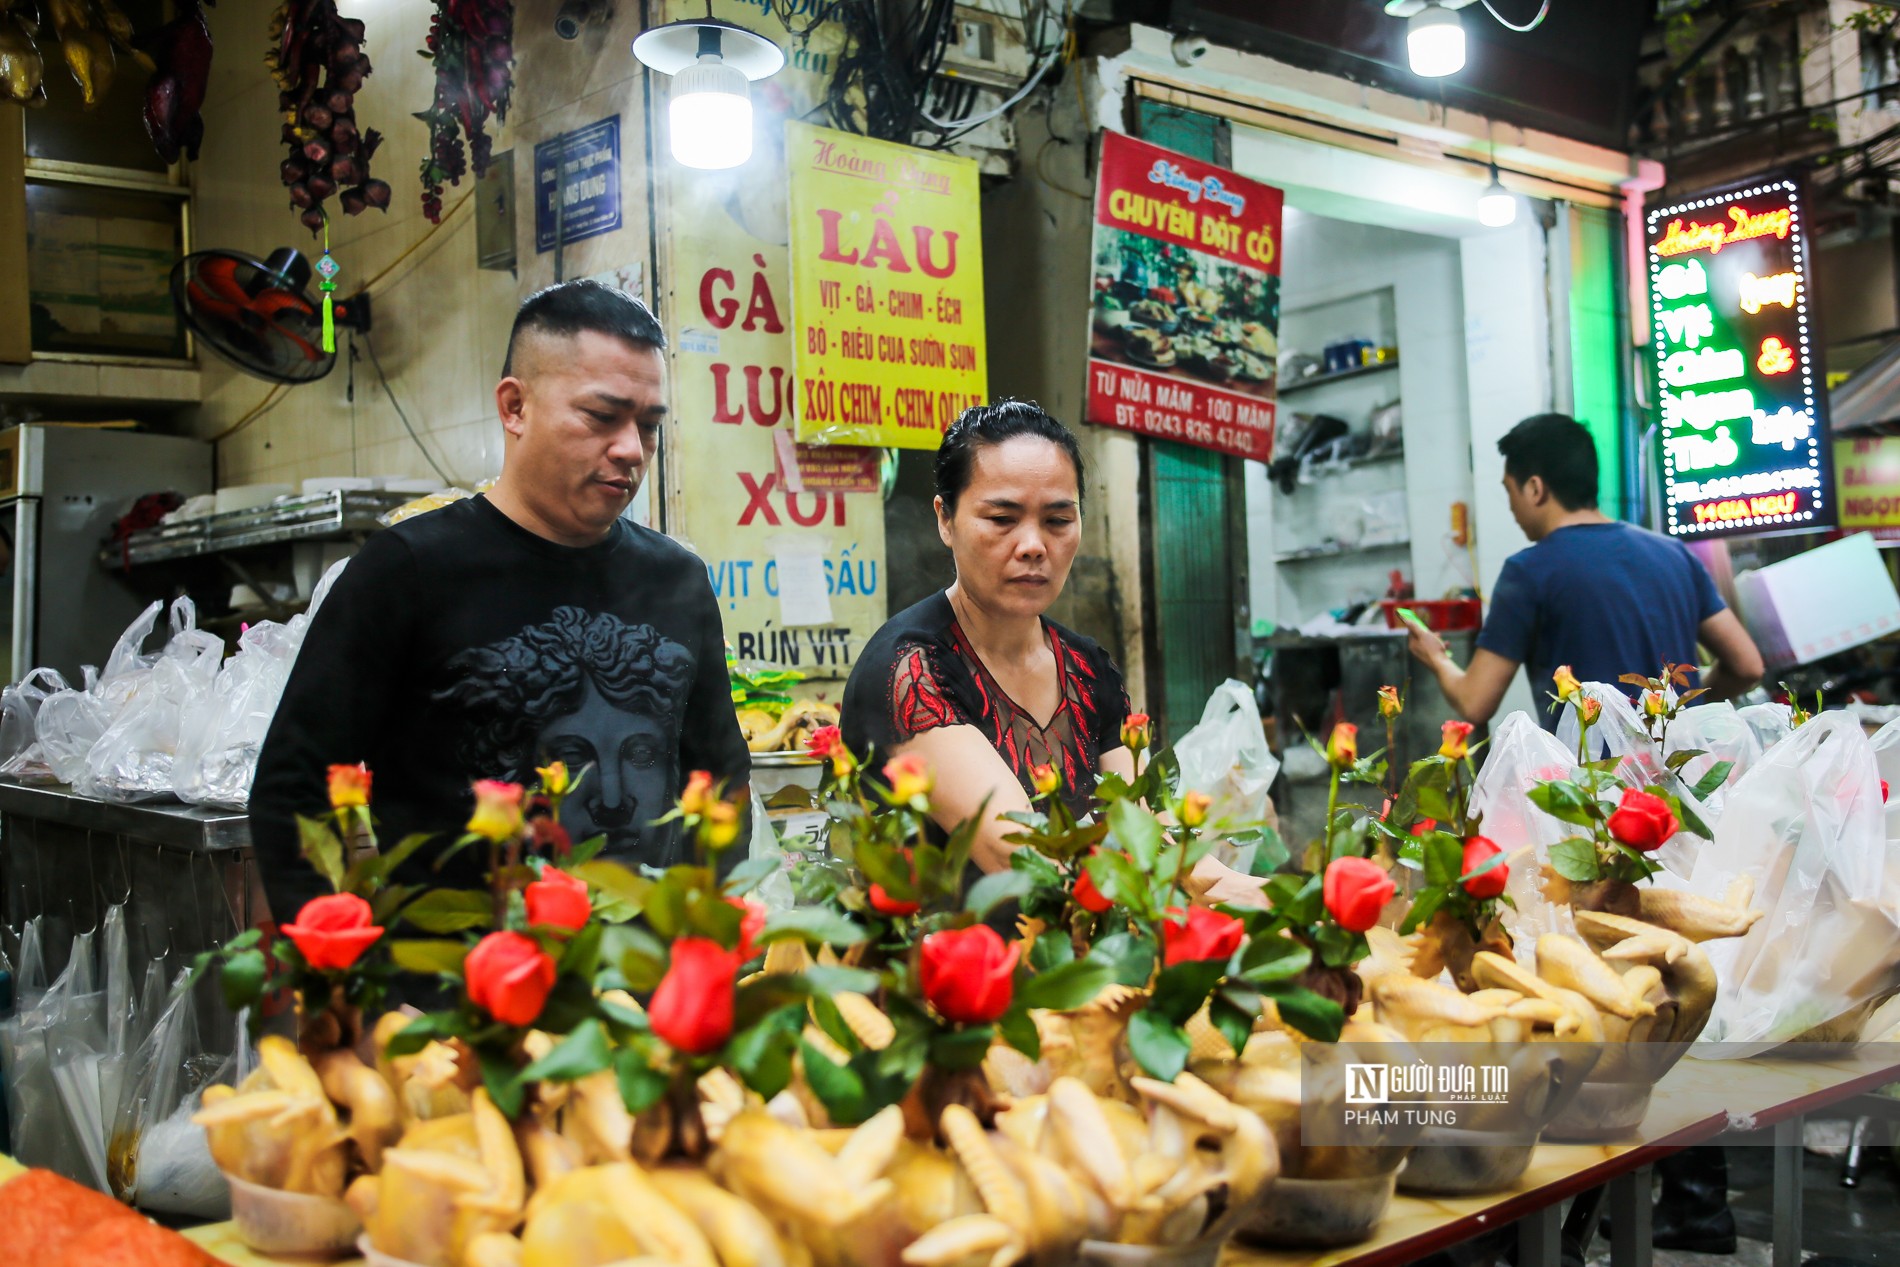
[1407,2,1466,77]
[1477,168,1516,227]
[632,19,784,171]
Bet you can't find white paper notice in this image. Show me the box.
[773,542,833,627]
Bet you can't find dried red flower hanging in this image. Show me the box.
[268,0,391,234]
[415,0,513,223]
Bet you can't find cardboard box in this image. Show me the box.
[1733,532,1900,669]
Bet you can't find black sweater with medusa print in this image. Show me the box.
[250,495,750,925]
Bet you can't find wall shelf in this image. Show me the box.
[1278,358,1400,396]
[1275,537,1412,564]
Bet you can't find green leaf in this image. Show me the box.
[1018,958,1114,1011]
[727,1005,804,1100]
[220,947,267,1013]
[567,834,609,866]
[1152,959,1227,1025]
[1126,1010,1191,1081]
[1030,927,1075,973]
[760,907,867,948]
[1108,800,1165,870]
[1269,987,1345,1042]
[928,1023,994,1072]
[369,884,424,926]
[518,1019,613,1084]
[559,918,605,976]
[1089,849,1149,912]
[345,832,436,891]
[571,860,655,912]
[1400,887,1445,936]
[614,1045,668,1114]
[1547,837,1603,883]
[721,854,783,898]
[384,1013,453,1058]
[965,870,1036,920]
[296,815,346,892]
[1459,850,1507,886]
[810,993,859,1053]
[802,964,881,996]
[477,1050,526,1120]
[1238,935,1311,984]
[997,1007,1041,1060]
[799,1038,869,1124]
[1414,784,1457,823]
[389,939,471,976]
[1422,834,1462,888]
[1209,990,1255,1056]
[1009,847,1064,888]
[400,888,495,934]
[605,924,668,992]
[1527,781,1599,827]
[1664,749,1699,771]
[1673,795,1713,840]
[1690,760,1735,800]
[686,890,745,944]
[1088,931,1156,987]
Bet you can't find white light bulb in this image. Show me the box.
[1408,3,1465,77]
[1477,174,1516,227]
[669,56,753,170]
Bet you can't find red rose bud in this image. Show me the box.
[1579,697,1603,726]
[327,762,372,810]
[280,893,383,970]
[1120,713,1151,752]
[1161,905,1245,967]
[1884,780,1891,805]
[727,896,768,960]
[1323,856,1395,932]
[530,814,572,857]
[868,884,921,917]
[1377,685,1403,719]
[1031,763,1060,796]
[464,931,557,1027]
[883,753,933,803]
[1439,719,1475,761]
[1073,861,1112,914]
[805,724,842,759]
[1460,836,1509,899]
[1411,818,1438,837]
[524,868,591,931]
[701,800,742,850]
[918,925,1019,1025]
[1607,787,1679,851]
[1180,790,1212,829]
[680,769,715,818]
[1326,722,1358,768]
[650,937,739,1055]
[467,779,525,842]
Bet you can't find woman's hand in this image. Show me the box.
[1185,854,1269,909]
[888,725,1037,872]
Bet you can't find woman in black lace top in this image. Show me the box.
[841,402,1264,906]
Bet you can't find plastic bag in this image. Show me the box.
[0,667,68,783]
[1552,682,1713,881]
[107,967,235,1219]
[38,600,165,787]
[1174,679,1280,874]
[7,926,107,1184]
[1690,713,1900,1055]
[1663,701,1762,824]
[1468,711,1582,963]
[86,597,226,802]
[175,560,345,808]
[1736,701,1795,753]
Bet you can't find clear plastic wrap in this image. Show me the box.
[1662,701,1762,824]
[1174,679,1280,873]
[1467,711,1580,963]
[1691,713,1900,1055]
[37,601,164,789]
[1736,701,1795,753]
[85,598,225,802]
[0,667,69,783]
[106,967,237,1219]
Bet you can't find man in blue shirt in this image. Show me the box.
[1408,413,1762,728]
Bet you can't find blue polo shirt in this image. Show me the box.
[1477,521,1725,728]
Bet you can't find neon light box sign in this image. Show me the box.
[1646,177,1836,538]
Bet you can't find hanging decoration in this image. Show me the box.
[139,0,215,164]
[268,0,391,235]
[415,0,515,223]
[0,0,144,108]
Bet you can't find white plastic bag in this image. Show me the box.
[86,597,225,802]
[1692,713,1900,1054]
[1552,682,1714,881]
[1663,701,1762,824]
[0,667,68,783]
[106,967,235,1219]
[174,559,345,808]
[1468,711,1582,963]
[1174,679,1280,872]
[1736,701,1795,753]
[37,601,165,788]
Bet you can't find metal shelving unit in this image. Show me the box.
[101,489,414,569]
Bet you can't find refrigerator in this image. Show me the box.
[0,425,212,685]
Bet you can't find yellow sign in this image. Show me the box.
[1838,435,1900,539]
[787,122,987,449]
[657,4,886,682]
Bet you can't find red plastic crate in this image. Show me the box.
[1381,598,1482,633]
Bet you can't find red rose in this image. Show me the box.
[1411,818,1438,837]
[805,725,843,759]
[650,937,739,1055]
[1606,787,1680,852]
[1460,836,1509,899]
[280,893,383,971]
[326,763,371,811]
[1161,905,1245,968]
[727,896,768,960]
[1073,864,1112,914]
[918,925,1019,1025]
[1439,720,1475,761]
[530,814,572,857]
[524,868,591,931]
[868,884,921,917]
[1323,857,1395,932]
[1884,780,1891,805]
[464,931,557,1027]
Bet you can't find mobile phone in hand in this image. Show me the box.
[1395,606,1431,635]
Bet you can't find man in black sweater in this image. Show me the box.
[251,281,751,925]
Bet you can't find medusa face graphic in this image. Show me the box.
[438,608,695,863]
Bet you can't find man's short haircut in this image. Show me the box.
[1497,413,1599,511]
[502,280,666,378]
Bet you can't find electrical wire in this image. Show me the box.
[361,187,476,291]
[919,2,1071,139]
[1480,0,1549,33]
[362,333,458,487]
